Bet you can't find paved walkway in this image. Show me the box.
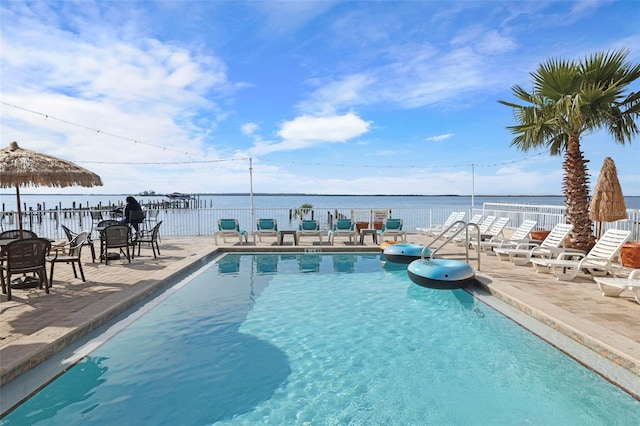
[2,233,639,403]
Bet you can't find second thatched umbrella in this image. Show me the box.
[589,157,627,239]
[0,141,103,235]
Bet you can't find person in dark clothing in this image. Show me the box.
[120,196,145,233]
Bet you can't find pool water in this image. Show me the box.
[2,253,638,425]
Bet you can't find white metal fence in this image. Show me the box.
[1,203,638,241]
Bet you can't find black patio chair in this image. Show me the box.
[1,238,51,301]
[136,221,162,258]
[96,219,119,229]
[47,231,90,287]
[62,224,96,262]
[142,209,160,236]
[0,229,38,239]
[100,224,133,265]
[90,211,104,230]
[0,229,39,267]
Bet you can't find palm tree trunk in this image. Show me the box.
[563,136,595,251]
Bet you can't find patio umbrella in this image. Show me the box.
[589,157,627,239]
[0,141,103,236]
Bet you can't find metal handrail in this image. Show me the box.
[423,220,481,271]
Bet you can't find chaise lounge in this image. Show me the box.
[253,218,279,244]
[329,218,357,245]
[214,219,248,245]
[493,223,574,265]
[476,219,537,253]
[594,269,640,304]
[297,219,323,244]
[417,212,465,237]
[530,229,631,281]
[378,218,406,242]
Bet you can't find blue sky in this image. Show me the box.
[1,0,639,196]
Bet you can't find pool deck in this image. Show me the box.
[1,233,639,406]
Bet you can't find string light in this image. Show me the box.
[3,101,548,170]
[2,102,207,158]
[257,152,547,170]
[78,158,248,165]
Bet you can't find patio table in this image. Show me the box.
[279,230,298,245]
[359,229,378,245]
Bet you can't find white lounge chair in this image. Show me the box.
[594,269,640,304]
[530,229,631,281]
[494,223,574,265]
[417,212,464,236]
[468,214,483,225]
[439,212,473,240]
[483,217,510,238]
[476,215,497,234]
[297,219,323,244]
[453,215,496,245]
[329,218,357,245]
[214,218,248,245]
[469,217,510,250]
[477,219,537,253]
[378,218,406,242]
[252,218,279,244]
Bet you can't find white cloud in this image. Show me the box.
[248,113,371,155]
[0,3,243,194]
[251,0,337,38]
[298,74,375,115]
[426,133,454,142]
[278,113,370,142]
[241,122,260,137]
[570,0,610,15]
[476,30,517,55]
[298,36,510,112]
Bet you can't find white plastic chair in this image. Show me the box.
[530,229,631,281]
[594,269,640,304]
[417,212,463,236]
[329,218,357,245]
[252,219,279,244]
[477,219,537,253]
[214,219,248,245]
[494,223,574,265]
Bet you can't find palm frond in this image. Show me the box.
[534,57,580,99]
[500,48,639,152]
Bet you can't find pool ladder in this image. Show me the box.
[423,220,481,271]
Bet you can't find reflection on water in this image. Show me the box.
[332,254,356,273]
[256,255,278,274]
[298,254,321,272]
[218,254,240,274]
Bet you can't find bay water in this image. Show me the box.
[2,193,639,211]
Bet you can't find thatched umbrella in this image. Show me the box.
[0,141,103,235]
[589,157,627,239]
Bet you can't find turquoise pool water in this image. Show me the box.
[2,253,638,425]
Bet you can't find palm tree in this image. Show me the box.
[292,203,314,221]
[499,49,640,251]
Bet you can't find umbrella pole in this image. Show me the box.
[16,185,23,238]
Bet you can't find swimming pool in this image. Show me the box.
[2,253,638,425]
